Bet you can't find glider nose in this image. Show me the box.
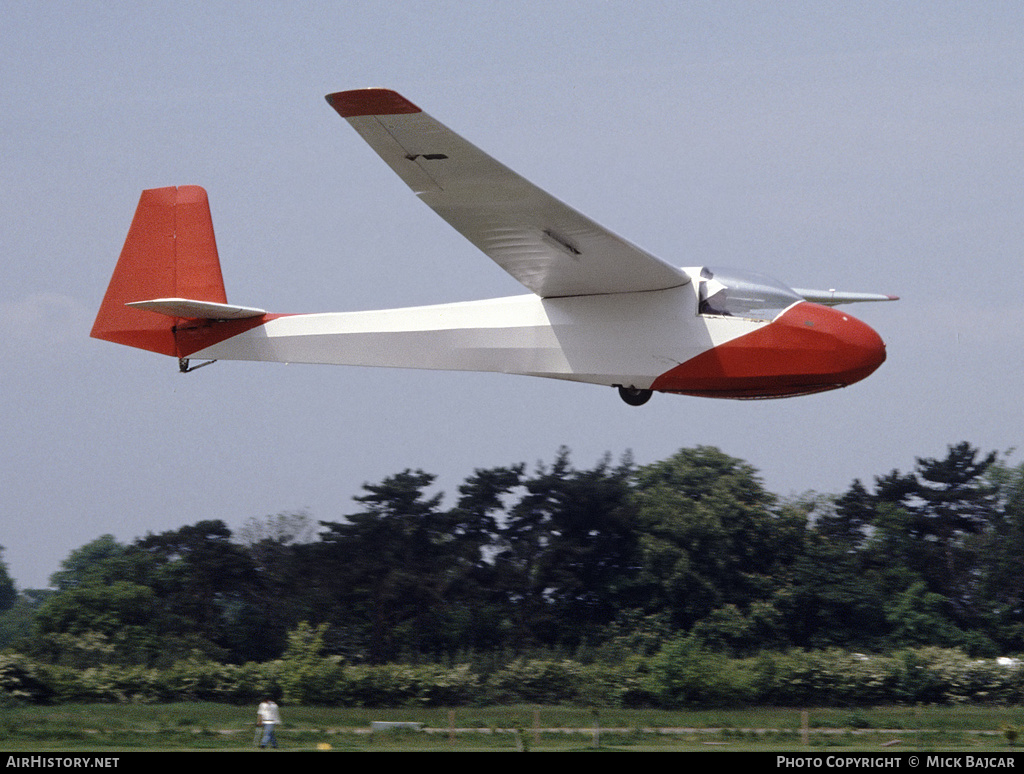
[781,302,886,387]
[649,300,887,398]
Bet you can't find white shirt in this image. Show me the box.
[258,701,281,725]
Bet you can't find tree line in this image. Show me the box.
[1,441,1022,671]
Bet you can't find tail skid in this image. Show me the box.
[91,186,268,358]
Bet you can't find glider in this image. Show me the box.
[92,88,896,405]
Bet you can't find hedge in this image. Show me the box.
[1,648,1023,708]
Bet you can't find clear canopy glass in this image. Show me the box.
[697,267,803,321]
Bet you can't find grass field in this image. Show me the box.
[0,704,1022,752]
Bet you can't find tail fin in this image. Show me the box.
[91,186,231,357]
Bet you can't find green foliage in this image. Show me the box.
[494,449,639,651]
[885,582,971,648]
[48,535,130,591]
[751,649,898,707]
[629,446,803,638]
[0,653,56,704]
[12,440,1024,690]
[2,646,1024,708]
[0,548,18,615]
[648,636,753,708]
[278,622,343,705]
[343,662,481,707]
[485,659,584,704]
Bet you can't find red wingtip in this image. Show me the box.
[325,88,421,118]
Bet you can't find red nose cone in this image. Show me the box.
[779,302,887,388]
[651,302,886,398]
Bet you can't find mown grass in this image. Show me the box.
[0,704,1021,752]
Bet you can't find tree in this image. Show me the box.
[975,456,1024,648]
[865,443,998,626]
[29,537,169,665]
[533,453,639,641]
[493,449,640,650]
[0,547,16,614]
[629,446,802,641]
[884,581,971,648]
[317,470,471,661]
[135,520,259,662]
[0,589,50,651]
[914,442,999,538]
[235,511,322,661]
[443,464,524,652]
[278,621,342,705]
[771,494,887,650]
[33,580,160,666]
[48,535,127,591]
[817,480,873,550]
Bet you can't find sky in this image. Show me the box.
[2,1,1022,589]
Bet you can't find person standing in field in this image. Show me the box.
[257,697,281,749]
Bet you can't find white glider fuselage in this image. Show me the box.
[185,273,885,400]
[187,283,705,387]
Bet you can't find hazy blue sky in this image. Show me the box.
[2,1,1022,589]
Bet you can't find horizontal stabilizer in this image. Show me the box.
[126,298,267,320]
[794,289,899,307]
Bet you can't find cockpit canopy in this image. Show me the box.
[697,267,803,322]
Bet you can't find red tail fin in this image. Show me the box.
[91,186,228,356]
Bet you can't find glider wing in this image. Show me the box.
[326,88,689,298]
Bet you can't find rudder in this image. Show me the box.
[91,186,228,356]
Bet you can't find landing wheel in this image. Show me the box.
[618,386,653,406]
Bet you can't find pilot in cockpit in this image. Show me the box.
[698,267,731,316]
